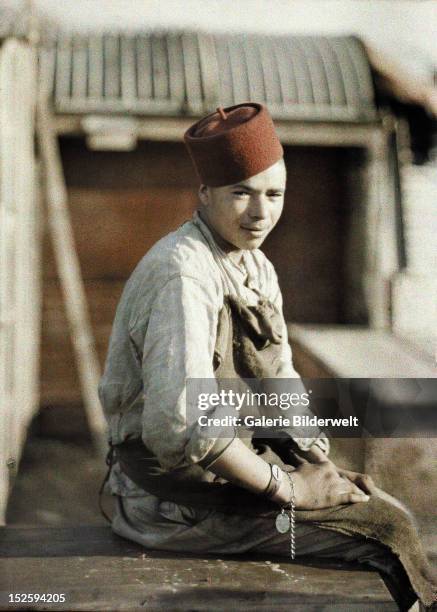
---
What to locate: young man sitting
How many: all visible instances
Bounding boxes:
[99,103,436,611]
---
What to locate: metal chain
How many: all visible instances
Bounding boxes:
[286,472,296,560]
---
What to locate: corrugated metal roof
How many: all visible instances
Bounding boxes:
[40,32,377,122]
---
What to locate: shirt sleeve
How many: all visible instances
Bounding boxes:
[139,274,236,471]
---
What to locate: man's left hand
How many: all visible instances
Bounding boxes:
[337,468,376,496]
[299,446,376,496]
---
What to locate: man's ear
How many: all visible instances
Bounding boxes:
[198,184,209,207]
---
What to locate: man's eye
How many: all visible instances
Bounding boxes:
[233,191,249,197]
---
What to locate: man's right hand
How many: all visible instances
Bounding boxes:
[275,461,370,509]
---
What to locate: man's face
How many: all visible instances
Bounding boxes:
[199,159,286,252]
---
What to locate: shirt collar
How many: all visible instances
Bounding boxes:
[192,209,247,271]
[192,210,263,297]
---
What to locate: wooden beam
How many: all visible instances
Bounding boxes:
[364,126,400,329]
[53,114,383,148]
[37,97,107,459]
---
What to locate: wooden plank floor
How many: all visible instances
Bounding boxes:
[0,526,397,611]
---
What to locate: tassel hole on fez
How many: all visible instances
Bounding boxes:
[184,103,286,254]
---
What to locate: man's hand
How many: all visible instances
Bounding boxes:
[209,437,374,510]
[292,442,377,499]
[297,443,330,465]
[337,468,376,496]
[291,461,370,509]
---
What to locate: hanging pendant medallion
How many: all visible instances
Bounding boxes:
[275,512,290,534]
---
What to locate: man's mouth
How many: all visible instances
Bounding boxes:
[240,225,268,234]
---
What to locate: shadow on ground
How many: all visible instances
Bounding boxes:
[7,436,110,526]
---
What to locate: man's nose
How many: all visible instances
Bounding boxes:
[248,195,269,219]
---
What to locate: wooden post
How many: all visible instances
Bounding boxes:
[0,38,41,525]
[0,40,17,524]
[364,125,400,329]
[13,43,40,457]
[37,96,107,459]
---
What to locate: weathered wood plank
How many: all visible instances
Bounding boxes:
[87,35,104,100]
[258,36,281,105]
[0,581,396,612]
[103,34,120,100]
[151,35,169,100]
[0,527,396,611]
[0,526,138,556]
[287,324,436,377]
[120,36,136,107]
[71,36,88,100]
[181,34,203,115]
[241,35,264,104]
[197,33,219,109]
[135,35,152,101]
[285,38,313,107]
[167,34,185,105]
[227,37,247,105]
[54,35,72,102]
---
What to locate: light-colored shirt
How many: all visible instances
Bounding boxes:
[99,211,325,496]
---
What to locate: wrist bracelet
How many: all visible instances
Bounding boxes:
[262,464,274,496]
[264,464,282,499]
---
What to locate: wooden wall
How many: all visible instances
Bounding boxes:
[263,146,350,323]
[41,138,351,408]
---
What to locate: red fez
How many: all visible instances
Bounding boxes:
[184,103,283,187]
